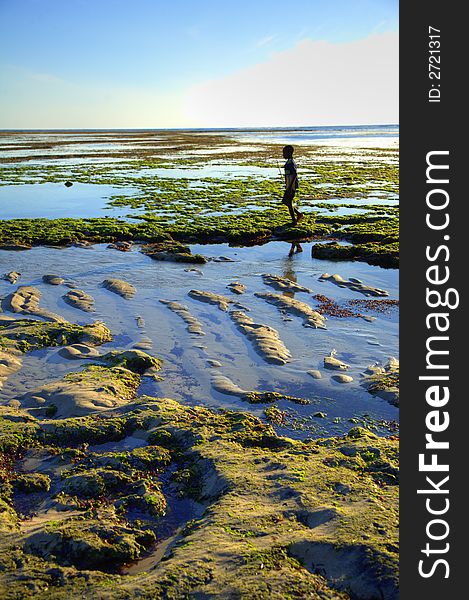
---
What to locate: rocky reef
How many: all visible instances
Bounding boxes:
[0,325,399,598]
[0,398,398,599]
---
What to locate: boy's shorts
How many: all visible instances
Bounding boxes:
[282,189,295,205]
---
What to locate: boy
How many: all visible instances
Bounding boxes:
[281,145,303,226]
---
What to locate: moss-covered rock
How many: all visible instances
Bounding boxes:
[0,318,111,354]
[0,392,398,598]
[18,365,141,419]
[25,513,156,570]
[60,468,133,499]
[14,473,51,493]
[100,349,162,376]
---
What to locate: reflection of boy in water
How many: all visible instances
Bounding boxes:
[288,241,303,257]
[281,145,303,226]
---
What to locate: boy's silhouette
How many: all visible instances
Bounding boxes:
[281,145,303,226]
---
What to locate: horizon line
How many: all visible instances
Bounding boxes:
[0,123,399,133]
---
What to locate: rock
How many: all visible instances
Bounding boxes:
[0,392,399,597]
[211,373,249,397]
[2,286,67,322]
[64,181,73,187]
[313,412,327,418]
[0,318,111,352]
[319,273,389,297]
[332,374,354,384]
[0,348,22,389]
[102,278,136,299]
[189,290,233,312]
[361,357,399,406]
[229,311,291,365]
[0,318,110,391]
[107,241,133,252]
[339,445,359,457]
[69,241,93,248]
[307,369,322,379]
[142,241,207,264]
[25,514,156,570]
[14,473,51,493]
[18,365,140,418]
[262,274,311,293]
[210,373,307,406]
[160,299,205,335]
[132,338,153,351]
[184,267,203,274]
[324,350,350,371]
[58,344,102,360]
[2,271,21,284]
[255,292,326,329]
[100,349,162,376]
[42,274,65,285]
[227,281,246,295]
[213,256,235,262]
[333,483,352,495]
[0,243,31,251]
[63,289,95,312]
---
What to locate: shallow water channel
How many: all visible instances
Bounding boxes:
[0,241,398,439]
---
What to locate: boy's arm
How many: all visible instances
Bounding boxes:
[285,173,296,192]
[284,162,298,192]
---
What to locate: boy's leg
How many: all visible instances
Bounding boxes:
[282,189,297,224]
[286,200,297,224]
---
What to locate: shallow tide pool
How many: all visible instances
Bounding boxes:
[0,182,139,219]
[0,241,398,438]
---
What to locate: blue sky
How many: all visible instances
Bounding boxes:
[0,0,399,128]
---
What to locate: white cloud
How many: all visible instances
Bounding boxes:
[256,34,277,48]
[183,32,398,127]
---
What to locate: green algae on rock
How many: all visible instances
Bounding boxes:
[0,318,111,354]
[0,210,397,267]
[0,391,398,598]
[312,240,399,269]
[25,512,157,571]
[141,240,207,264]
[361,357,400,407]
[0,318,112,391]
[18,366,141,418]
[13,472,51,493]
[100,349,162,377]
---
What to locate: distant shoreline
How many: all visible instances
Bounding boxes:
[0,124,399,133]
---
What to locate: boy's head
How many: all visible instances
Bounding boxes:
[282,145,294,159]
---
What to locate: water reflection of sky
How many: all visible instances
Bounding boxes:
[0,182,138,219]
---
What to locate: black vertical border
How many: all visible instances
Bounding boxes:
[400,2,464,597]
